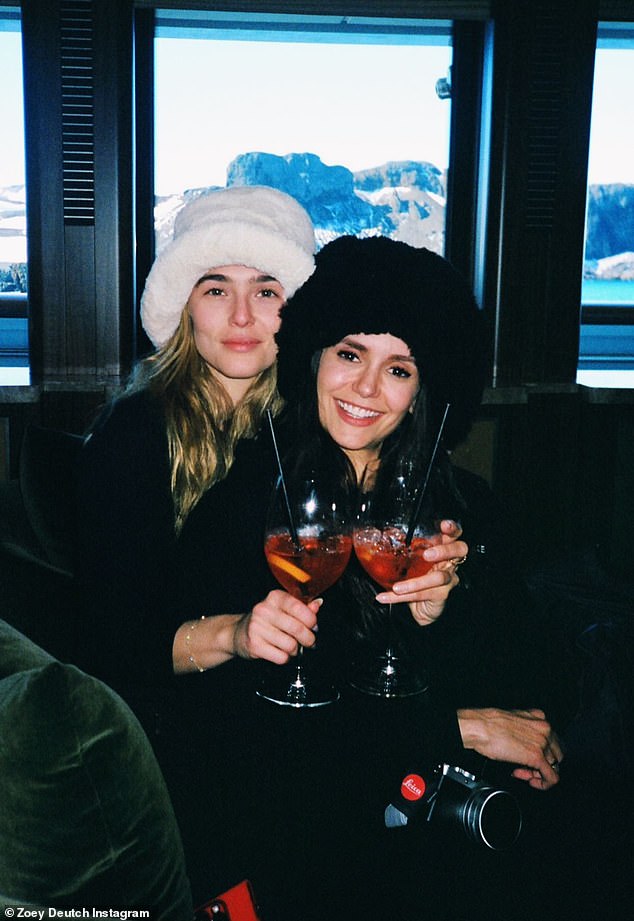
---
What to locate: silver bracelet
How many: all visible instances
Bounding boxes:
[185,616,206,673]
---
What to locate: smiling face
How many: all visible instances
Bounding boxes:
[186,264,285,403]
[316,333,420,480]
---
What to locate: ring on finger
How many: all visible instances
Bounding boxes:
[452,555,468,567]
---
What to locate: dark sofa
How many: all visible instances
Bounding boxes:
[0,425,82,662]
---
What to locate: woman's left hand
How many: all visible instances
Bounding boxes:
[457,707,564,790]
[374,520,468,626]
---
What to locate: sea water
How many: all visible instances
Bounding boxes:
[582,278,634,306]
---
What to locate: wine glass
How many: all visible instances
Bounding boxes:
[257,474,352,708]
[351,459,443,698]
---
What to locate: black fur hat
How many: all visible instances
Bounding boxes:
[276,235,489,449]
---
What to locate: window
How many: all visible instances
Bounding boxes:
[153,10,453,259]
[578,22,634,388]
[0,4,28,385]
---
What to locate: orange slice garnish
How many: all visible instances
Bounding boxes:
[267,552,311,583]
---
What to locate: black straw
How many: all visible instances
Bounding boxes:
[405,403,451,546]
[266,410,302,551]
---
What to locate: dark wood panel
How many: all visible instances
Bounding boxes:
[64,224,96,377]
[444,19,486,283]
[93,0,135,379]
[485,389,633,577]
[21,0,135,384]
[487,0,597,386]
[21,0,66,385]
[134,7,157,360]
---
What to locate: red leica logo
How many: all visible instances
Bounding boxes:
[401,773,426,801]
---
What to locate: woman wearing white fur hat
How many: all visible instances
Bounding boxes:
[75,186,320,691]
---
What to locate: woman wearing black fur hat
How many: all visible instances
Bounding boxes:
[238,237,563,921]
[167,236,564,918]
[273,234,564,791]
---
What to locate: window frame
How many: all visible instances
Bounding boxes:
[133,3,489,357]
[6,1,626,393]
[578,20,634,381]
[0,3,28,378]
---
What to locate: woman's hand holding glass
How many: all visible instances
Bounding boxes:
[375,519,468,626]
[232,590,322,665]
[352,458,457,698]
[257,473,352,707]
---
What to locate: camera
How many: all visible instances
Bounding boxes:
[385,763,522,850]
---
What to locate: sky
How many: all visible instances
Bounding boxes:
[153,37,452,196]
[1,30,634,192]
[586,49,634,187]
[0,29,24,187]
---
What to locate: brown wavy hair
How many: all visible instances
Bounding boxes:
[129,310,283,533]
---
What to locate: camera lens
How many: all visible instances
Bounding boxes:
[462,787,522,850]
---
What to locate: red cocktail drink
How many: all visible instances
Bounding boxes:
[259,472,352,708]
[353,527,442,590]
[265,532,353,603]
[350,519,441,698]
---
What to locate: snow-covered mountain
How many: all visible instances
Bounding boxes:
[154,152,447,254]
[3,158,633,283]
[585,185,634,264]
[0,184,26,265]
[592,251,634,281]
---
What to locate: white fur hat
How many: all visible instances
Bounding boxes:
[140,185,316,347]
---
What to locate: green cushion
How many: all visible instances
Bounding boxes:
[0,617,54,677]
[0,624,193,919]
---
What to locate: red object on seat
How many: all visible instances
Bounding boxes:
[195,879,262,920]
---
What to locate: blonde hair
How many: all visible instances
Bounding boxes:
[129,310,283,533]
